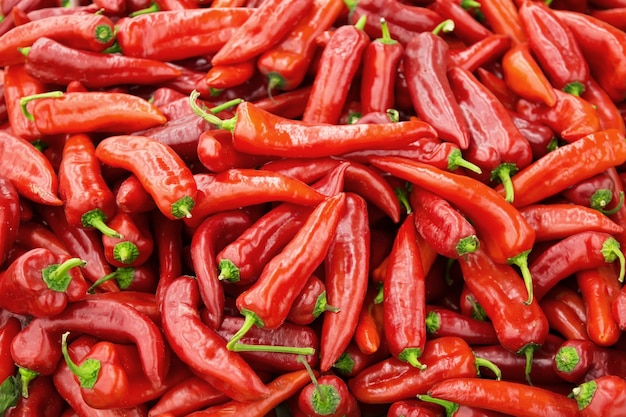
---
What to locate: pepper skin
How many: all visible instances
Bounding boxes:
[3,64,45,140]
[572,375,626,417]
[95,135,197,220]
[5,375,65,417]
[101,211,154,268]
[477,0,526,45]
[0,178,20,265]
[425,305,499,346]
[147,376,229,417]
[298,374,356,417]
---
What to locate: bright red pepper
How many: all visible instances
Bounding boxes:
[386,399,444,417]
[477,0,526,45]
[298,373,356,417]
[251,86,313,119]
[582,77,626,135]
[3,64,45,140]
[101,211,154,268]
[572,375,626,417]
[147,376,229,417]
[0,177,20,266]
[540,284,589,341]
[476,67,519,112]
[114,174,157,214]
[0,317,20,385]
[427,0,492,44]
[95,135,197,220]
[5,375,65,417]
[561,172,621,214]
[204,59,256,90]
[590,7,626,32]
[353,284,385,355]
[344,162,402,223]
[425,305,499,346]
[447,34,511,73]
[287,275,333,326]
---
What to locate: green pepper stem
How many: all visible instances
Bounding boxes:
[87,267,135,293]
[432,19,455,36]
[554,346,580,373]
[81,208,122,238]
[376,18,397,45]
[398,348,426,370]
[474,356,502,380]
[519,343,539,386]
[128,1,159,16]
[507,250,534,305]
[218,259,240,283]
[571,380,597,410]
[455,235,479,257]
[354,14,367,31]
[460,0,481,9]
[188,90,237,131]
[562,81,586,97]
[601,237,626,282]
[17,367,38,399]
[394,185,412,214]
[170,195,195,219]
[42,258,86,292]
[60,332,101,389]
[447,148,482,174]
[491,163,518,204]
[425,311,441,334]
[332,352,355,375]
[417,394,459,416]
[594,191,624,216]
[386,108,400,122]
[20,91,64,121]
[113,242,140,265]
[312,291,340,318]
[226,309,263,350]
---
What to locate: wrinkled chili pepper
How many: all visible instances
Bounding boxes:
[95,134,196,220]
[101,211,154,268]
[425,305,499,346]
[572,375,626,417]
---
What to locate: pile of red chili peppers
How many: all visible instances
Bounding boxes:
[2,0,626,415]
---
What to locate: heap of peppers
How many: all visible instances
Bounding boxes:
[2,0,626,415]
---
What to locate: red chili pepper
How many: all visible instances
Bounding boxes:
[573,375,626,417]
[582,77,626,135]
[477,0,526,45]
[301,17,369,124]
[298,373,356,417]
[260,157,344,185]
[426,378,579,417]
[590,7,626,32]
[403,22,470,150]
[495,129,626,208]
[530,231,625,301]
[448,65,532,202]
[475,67,519,111]
[427,0,492,44]
[116,8,255,61]
[553,339,598,383]
[0,317,21,385]
[331,340,389,379]
[14,221,68,258]
[92,290,160,324]
[204,59,256,90]
[519,203,624,242]
[198,128,272,172]
[257,0,344,92]
[368,156,536,303]
[561,172,622,214]
[184,369,312,417]
[0,178,19,265]
[3,64,45,139]
[147,376,229,417]
[344,162,402,223]
[540,284,589,341]
[501,42,557,109]
[555,10,626,102]
[320,193,370,372]
[353,283,385,355]
[251,86,312,119]
[0,131,61,206]
[0,14,115,66]
[5,375,65,417]
[447,34,511,73]
[191,91,437,158]
[577,264,622,347]
[11,297,169,387]
[95,135,196,220]
[347,336,500,404]
[425,305,499,346]
[508,111,557,160]
[287,275,334,326]
[190,210,252,329]
[114,175,156,214]
[387,399,444,417]
[101,211,154,268]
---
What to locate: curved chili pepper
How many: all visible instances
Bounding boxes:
[477,0,525,44]
[287,275,335,326]
[301,17,369,124]
[114,175,156,214]
[260,157,344,185]
[426,378,579,417]
[91,291,160,324]
[0,178,19,266]
[320,193,370,372]
[590,7,626,31]
[555,10,626,103]
[0,131,61,206]
[23,37,181,88]
[116,8,255,61]
[425,305,499,346]
[518,203,624,242]
[502,42,557,108]
[529,231,626,301]
[427,0,492,44]
[347,336,501,404]
[419,395,516,417]
[147,375,228,417]
[204,59,256,90]
[475,67,518,111]
[495,129,626,208]
[185,369,311,417]
[576,265,622,347]
[573,375,626,417]
[447,34,511,73]
[191,210,251,329]
[298,373,355,417]
[518,0,589,94]
[459,246,550,384]
[14,221,68,259]
[216,163,348,286]
[0,14,115,66]
[101,211,153,268]
[11,297,169,387]
[187,169,326,228]
[58,133,121,239]
[229,193,345,353]
[582,77,626,135]
[191,91,437,158]
[353,283,385,355]
[368,156,536,303]
[95,135,196,220]
[160,275,269,402]
[449,65,532,202]
[150,211,183,309]
[252,86,312,119]
[561,172,622,214]
[387,399,443,417]
[403,23,470,149]
[3,64,44,140]
[540,284,589,341]
[257,0,344,92]
[344,162,401,223]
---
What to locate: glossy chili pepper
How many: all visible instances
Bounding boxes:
[501,42,557,108]
[0,247,87,317]
[447,34,511,73]
[343,162,401,223]
[252,86,312,119]
[555,10,626,103]
[23,37,182,88]
[368,156,536,303]
[387,399,443,417]
[101,211,153,268]
[216,163,348,286]
[14,221,68,258]
[5,375,65,417]
[257,0,344,92]
[425,305,499,346]
[427,0,492,44]
[52,335,150,417]
[11,297,169,387]
[530,231,625,301]
[204,59,256,90]
[582,77,626,135]
[0,131,61,206]
[187,169,326,228]
[320,193,370,372]
[331,340,389,378]
[420,395,517,417]
[185,369,311,417]
[211,314,320,373]
[21,91,166,135]
[561,172,622,214]
[477,0,525,44]
[590,7,626,31]
[495,129,626,208]
[58,133,121,238]
[0,14,115,66]
[553,339,598,383]
[161,275,270,402]
[147,375,229,417]
[0,318,20,386]
[191,210,252,329]
[287,275,334,325]
[95,135,196,220]
[91,291,160,324]
[3,64,44,140]
[476,67,519,112]
[211,0,314,66]
[298,373,356,417]
[23,3,101,21]
[116,8,255,61]
[403,23,470,150]
[518,0,589,95]
[449,65,532,202]
[261,157,344,184]
[114,175,156,214]
[519,203,624,242]
[573,375,626,417]
[577,265,622,347]
[353,283,385,355]
[191,91,437,158]
[347,336,500,404]
[301,17,369,124]
[0,177,19,266]
[229,193,346,353]
[459,246,550,384]
[426,378,579,417]
[540,284,589,341]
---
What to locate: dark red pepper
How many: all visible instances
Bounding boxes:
[561,172,622,214]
